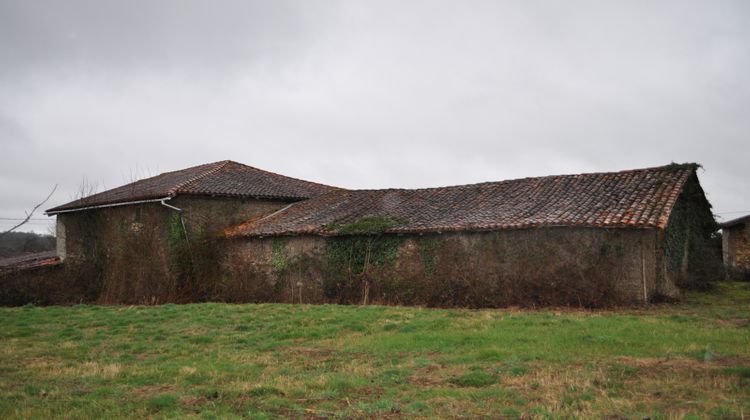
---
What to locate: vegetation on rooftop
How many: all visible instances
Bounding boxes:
[326,216,404,236]
[663,161,701,172]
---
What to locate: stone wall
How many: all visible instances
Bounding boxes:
[723,226,735,266]
[724,223,750,269]
[220,227,664,307]
[169,196,288,236]
[11,193,718,307]
[5,219,679,307]
[55,196,289,304]
[735,224,750,268]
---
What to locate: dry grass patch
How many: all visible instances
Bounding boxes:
[67,361,122,379]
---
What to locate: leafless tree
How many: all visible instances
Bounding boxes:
[0,184,58,238]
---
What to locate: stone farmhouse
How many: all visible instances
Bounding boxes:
[1,161,721,307]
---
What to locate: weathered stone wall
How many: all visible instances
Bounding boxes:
[735,224,750,268]
[55,197,289,304]
[15,190,719,307]
[220,227,662,307]
[723,227,735,266]
[56,218,66,261]
[6,219,675,307]
[724,223,750,269]
[169,196,288,236]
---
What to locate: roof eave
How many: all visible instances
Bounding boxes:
[229,222,661,239]
[719,216,750,229]
[45,196,174,215]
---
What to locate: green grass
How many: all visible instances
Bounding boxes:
[1,282,749,418]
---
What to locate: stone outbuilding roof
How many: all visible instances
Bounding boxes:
[719,214,750,228]
[46,160,334,214]
[226,163,699,238]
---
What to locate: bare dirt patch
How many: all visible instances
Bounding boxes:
[285,347,334,360]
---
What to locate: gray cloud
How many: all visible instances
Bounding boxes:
[0,1,335,78]
[1,0,748,233]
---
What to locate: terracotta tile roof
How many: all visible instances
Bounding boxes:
[46,161,334,213]
[0,251,61,273]
[226,164,699,238]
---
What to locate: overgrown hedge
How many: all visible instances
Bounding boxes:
[0,262,101,306]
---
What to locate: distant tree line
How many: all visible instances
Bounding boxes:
[0,232,55,259]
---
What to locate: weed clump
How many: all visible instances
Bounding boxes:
[147,394,179,412]
[328,217,403,236]
[249,386,284,397]
[448,368,497,387]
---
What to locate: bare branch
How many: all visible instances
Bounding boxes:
[71,177,98,202]
[0,184,58,237]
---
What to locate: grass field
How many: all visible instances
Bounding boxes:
[1,283,749,418]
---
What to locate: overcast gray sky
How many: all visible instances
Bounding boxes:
[1,0,748,234]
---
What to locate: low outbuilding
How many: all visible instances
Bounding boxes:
[42,160,333,303]
[223,163,721,307]
[720,214,750,272]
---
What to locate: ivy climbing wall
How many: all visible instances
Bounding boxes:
[54,197,291,304]
[220,226,665,308]
[662,173,723,290]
